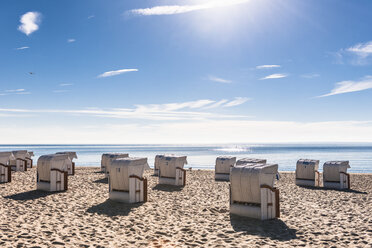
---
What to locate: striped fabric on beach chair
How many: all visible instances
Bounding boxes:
[109,157,148,203]
[37,154,70,192]
[0,152,15,183]
[230,163,280,220]
[295,159,320,187]
[323,161,351,189]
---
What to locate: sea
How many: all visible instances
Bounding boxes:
[1,144,371,173]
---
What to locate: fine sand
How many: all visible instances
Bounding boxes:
[0,168,371,247]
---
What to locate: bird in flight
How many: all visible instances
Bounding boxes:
[29,72,34,75]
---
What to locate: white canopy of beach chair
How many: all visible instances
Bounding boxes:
[37,154,70,192]
[295,159,320,187]
[0,152,15,183]
[323,161,351,189]
[215,156,236,181]
[158,155,188,186]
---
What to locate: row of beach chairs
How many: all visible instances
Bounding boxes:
[2,151,352,221]
[0,150,34,183]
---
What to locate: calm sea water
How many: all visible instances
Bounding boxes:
[1,144,371,173]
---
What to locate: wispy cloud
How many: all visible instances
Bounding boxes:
[346,41,372,59]
[223,97,250,107]
[18,12,41,36]
[88,15,95,19]
[53,90,70,93]
[5,89,25,93]
[98,68,138,78]
[336,41,372,65]
[0,98,250,120]
[318,76,372,97]
[16,46,29,50]
[207,75,232,84]
[260,73,288,80]
[0,89,31,96]
[129,0,250,16]
[59,83,73,87]
[256,65,281,69]
[67,39,76,43]
[301,73,320,79]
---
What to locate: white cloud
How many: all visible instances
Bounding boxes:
[260,73,288,80]
[18,12,41,36]
[5,89,25,93]
[0,98,250,121]
[346,41,372,59]
[203,99,229,109]
[207,75,232,83]
[223,97,250,107]
[67,39,76,43]
[59,83,73,86]
[88,15,95,19]
[318,76,372,97]
[98,68,138,78]
[130,0,250,16]
[16,46,29,50]
[53,90,69,93]
[256,65,281,69]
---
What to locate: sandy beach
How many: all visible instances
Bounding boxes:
[0,167,371,247]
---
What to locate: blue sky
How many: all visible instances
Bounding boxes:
[1,0,372,143]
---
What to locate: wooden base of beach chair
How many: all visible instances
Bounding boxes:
[230,185,280,220]
[37,169,68,192]
[159,167,186,186]
[324,172,350,189]
[0,163,11,183]
[215,173,230,181]
[109,176,147,203]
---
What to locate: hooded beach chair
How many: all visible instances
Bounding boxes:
[101,153,129,177]
[37,154,70,192]
[56,152,77,175]
[0,152,15,183]
[230,163,280,220]
[109,157,148,203]
[158,155,188,186]
[323,161,351,189]
[154,154,174,176]
[10,150,29,171]
[215,156,237,181]
[235,158,267,166]
[25,151,34,168]
[295,159,320,187]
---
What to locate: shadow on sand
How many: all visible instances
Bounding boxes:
[93,177,108,184]
[230,214,297,241]
[4,190,58,201]
[86,199,143,217]
[152,184,184,192]
[298,185,367,194]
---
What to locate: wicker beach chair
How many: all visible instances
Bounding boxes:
[101,153,129,177]
[323,161,351,189]
[230,163,280,220]
[10,150,29,172]
[158,155,188,186]
[56,152,78,175]
[295,159,320,187]
[154,154,175,176]
[0,152,15,183]
[37,154,70,192]
[215,156,236,181]
[109,157,148,203]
